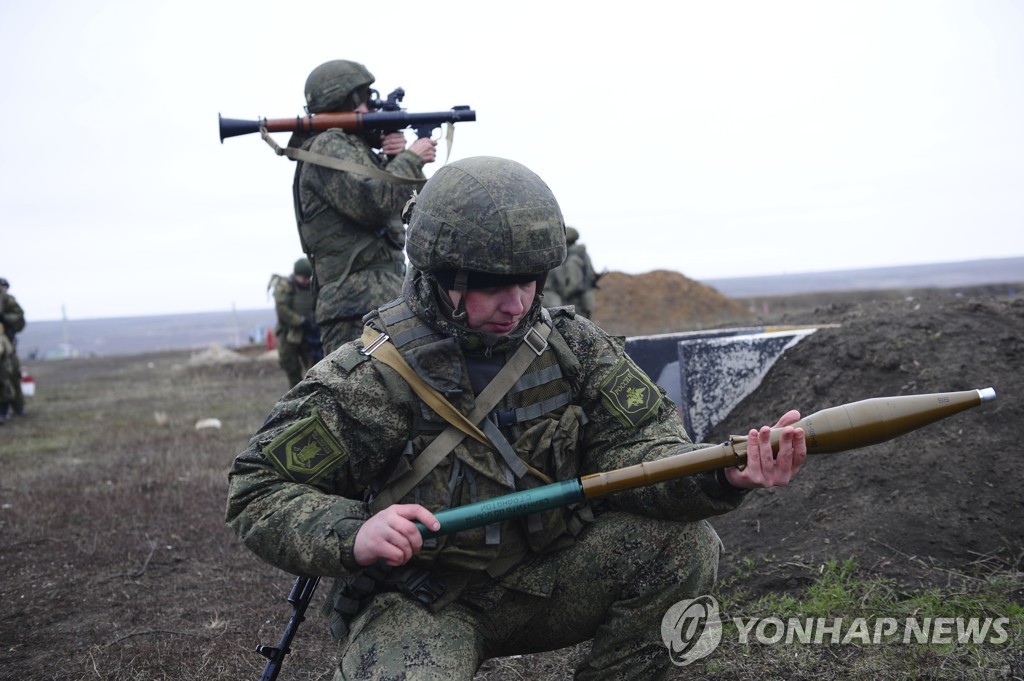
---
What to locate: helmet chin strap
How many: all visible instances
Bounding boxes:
[431,271,468,322]
[451,270,469,321]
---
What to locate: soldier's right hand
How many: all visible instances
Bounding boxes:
[409,137,437,164]
[353,504,440,567]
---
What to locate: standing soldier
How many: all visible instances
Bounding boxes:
[544,226,599,318]
[270,258,323,388]
[0,277,26,421]
[227,157,806,679]
[289,59,437,354]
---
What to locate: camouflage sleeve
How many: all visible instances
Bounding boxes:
[305,131,425,229]
[225,344,415,578]
[554,315,747,521]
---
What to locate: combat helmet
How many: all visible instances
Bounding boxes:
[293,257,313,276]
[405,156,566,290]
[402,156,566,345]
[304,60,375,113]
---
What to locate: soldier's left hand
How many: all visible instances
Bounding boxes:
[723,410,806,489]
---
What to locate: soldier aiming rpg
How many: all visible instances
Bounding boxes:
[257,387,995,680]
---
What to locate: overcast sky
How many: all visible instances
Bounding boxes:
[2,0,1022,321]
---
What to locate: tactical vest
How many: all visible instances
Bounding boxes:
[290,282,315,318]
[365,298,591,577]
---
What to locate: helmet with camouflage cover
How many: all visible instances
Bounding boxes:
[405,156,566,289]
[293,257,313,276]
[400,157,566,348]
[304,60,375,114]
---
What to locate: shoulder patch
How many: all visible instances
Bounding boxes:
[599,357,663,429]
[263,412,348,484]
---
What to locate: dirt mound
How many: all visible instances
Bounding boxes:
[705,295,1024,588]
[187,343,249,366]
[591,269,747,336]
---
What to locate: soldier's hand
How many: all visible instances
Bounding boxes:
[353,504,440,567]
[380,132,408,156]
[723,410,806,489]
[408,137,437,163]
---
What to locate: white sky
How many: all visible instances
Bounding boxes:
[2,0,1022,321]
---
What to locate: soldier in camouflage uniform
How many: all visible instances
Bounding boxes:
[226,157,806,680]
[270,258,323,388]
[290,59,437,354]
[0,278,26,421]
[544,226,599,317]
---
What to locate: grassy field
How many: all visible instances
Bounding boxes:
[1,343,1021,680]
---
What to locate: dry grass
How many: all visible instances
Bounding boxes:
[1,350,336,681]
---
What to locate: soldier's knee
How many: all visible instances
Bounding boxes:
[667,520,723,594]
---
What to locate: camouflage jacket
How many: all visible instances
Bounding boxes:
[269,274,315,344]
[292,130,426,324]
[544,244,596,315]
[1,292,24,342]
[226,276,746,604]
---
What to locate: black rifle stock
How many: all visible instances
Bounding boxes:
[256,575,320,681]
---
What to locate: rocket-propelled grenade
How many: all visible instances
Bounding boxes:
[417,388,996,539]
[218,107,477,142]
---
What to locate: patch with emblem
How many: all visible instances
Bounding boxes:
[263,412,348,484]
[599,357,662,429]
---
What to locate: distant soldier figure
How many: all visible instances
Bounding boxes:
[0,277,27,421]
[270,259,324,388]
[289,59,437,354]
[544,226,599,318]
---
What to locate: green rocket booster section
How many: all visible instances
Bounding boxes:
[417,388,996,539]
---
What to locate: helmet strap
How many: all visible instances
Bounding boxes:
[452,270,469,321]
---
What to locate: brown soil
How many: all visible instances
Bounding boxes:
[590,270,748,336]
[705,294,1024,589]
[595,270,1024,589]
[1,270,1021,680]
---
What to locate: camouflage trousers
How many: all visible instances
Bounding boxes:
[0,349,19,409]
[277,341,317,388]
[334,512,723,681]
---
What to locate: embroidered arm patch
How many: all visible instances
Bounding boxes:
[263,412,348,484]
[599,357,663,429]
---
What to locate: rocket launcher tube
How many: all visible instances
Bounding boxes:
[419,388,995,539]
[416,480,584,539]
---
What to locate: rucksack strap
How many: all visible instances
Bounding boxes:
[363,311,554,513]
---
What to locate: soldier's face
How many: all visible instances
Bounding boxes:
[448,281,537,336]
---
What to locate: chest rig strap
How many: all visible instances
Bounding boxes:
[363,310,555,514]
